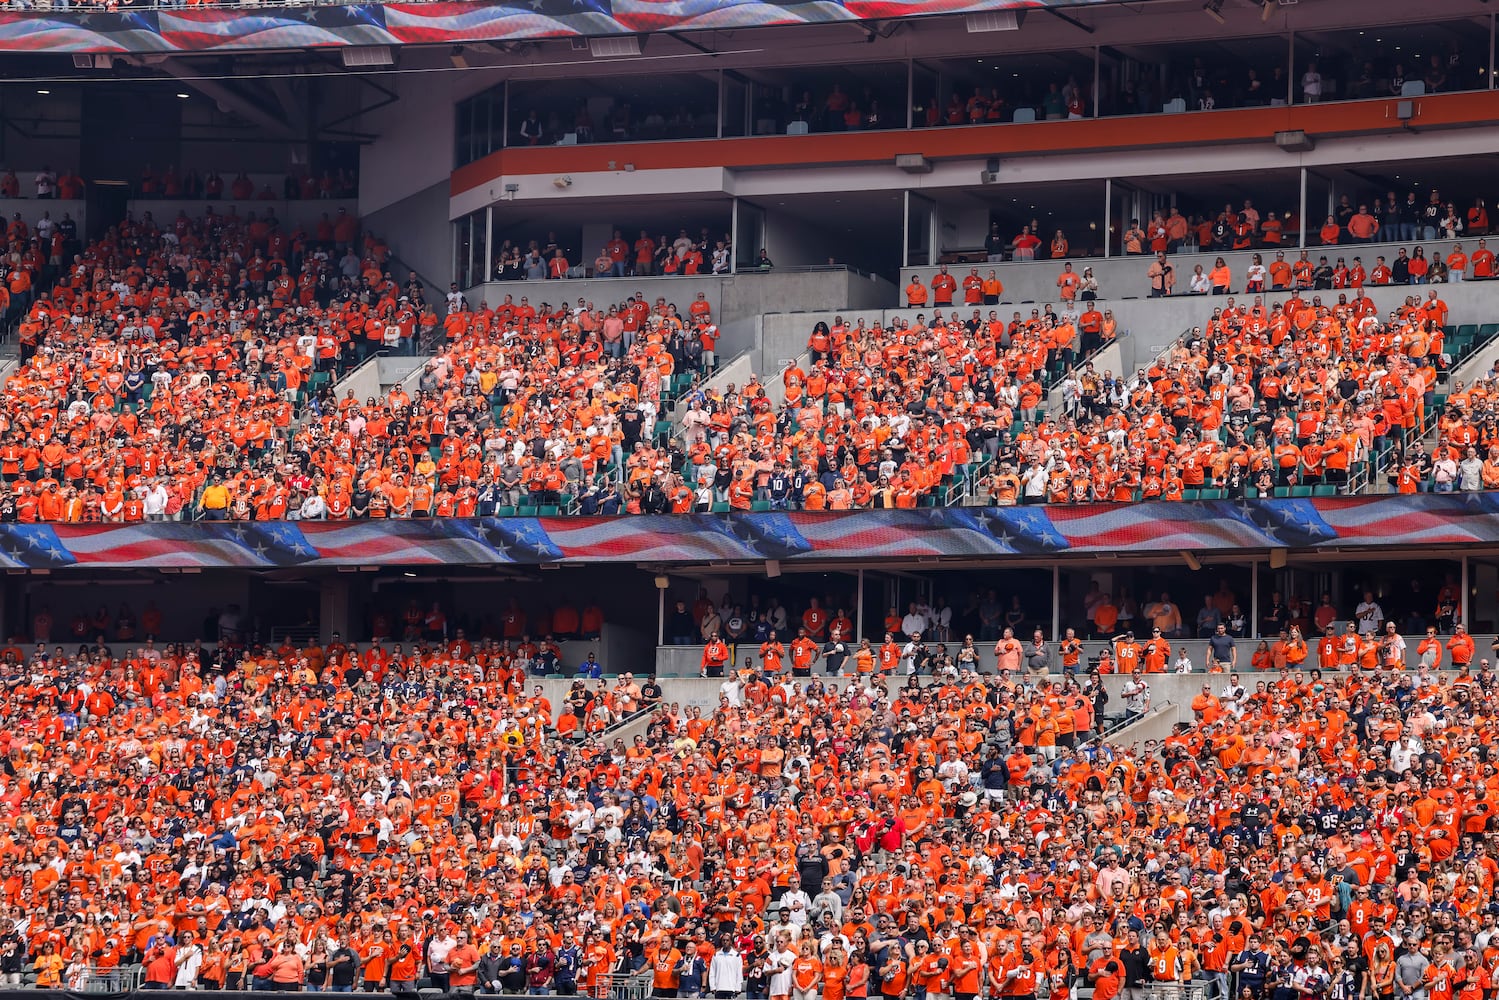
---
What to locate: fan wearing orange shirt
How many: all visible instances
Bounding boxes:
[792,939,823,1000]
[905,275,928,308]
[930,267,957,306]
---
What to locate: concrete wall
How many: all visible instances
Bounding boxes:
[465,268,894,339]
[449,238,1499,387]
[649,636,1497,680]
[756,279,1499,390]
[1453,327,1499,383]
[377,357,424,388]
[1102,281,1499,376]
[544,626,648,678]
[358,69,505,219]
[334,354,386,404]
[756,300,1168,385]
[917,237,1479,305]
[329,355,424,404]
[1108,703,1185,750]
[763,209,854,276]
[362,180,454,292]
[636,667,1475,718]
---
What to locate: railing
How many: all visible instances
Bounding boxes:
[653,632,1489,679]
[384,248,449,355]
[1042,327,1133,418]
[1346,441,1377,497]
[1350,321,1499,496]
[599,969,653,1000]
[470,263,873,293]
[949,453,993,507]
[270,624,319,645]
[1096,700,1175,741]
[324,347,400,401]
[667,345,748,418]
[60,964,145,993]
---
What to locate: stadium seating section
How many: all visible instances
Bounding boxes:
[0,14,1497,1000]
[0,205,1497,520]
[0,583,1484,997]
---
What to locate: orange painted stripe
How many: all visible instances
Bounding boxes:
[451,91,1499,198]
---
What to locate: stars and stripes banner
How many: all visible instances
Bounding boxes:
[0,0,1132,54]
[0,494,1494,568]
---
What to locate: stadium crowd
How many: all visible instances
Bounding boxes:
[489,230,736,282]
[132,167,360,203]
[688,277,1468,507]
[1,572,1498,1000]
[0,203,448,523]
[1,200,1496,519]
[968,285,1460,503]
[1107,190,1488,262]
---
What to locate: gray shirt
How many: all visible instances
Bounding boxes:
[1208,633,1236,662]
[1395,952,1430,994]
[1083,929,1114,964]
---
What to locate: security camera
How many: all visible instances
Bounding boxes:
[552,176,572,189]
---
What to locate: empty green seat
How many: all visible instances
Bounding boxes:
[538,505,560,516]
[1312,484,1337,496]
[1181,489,1200,501]
[750,500,772,512]
[515,505,538,516]
[1290,485,1313,497]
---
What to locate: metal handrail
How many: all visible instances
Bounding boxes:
[383,248,446,347]
[56,963,145,993]
[331,347,390,389]
[1096,700,1174,742]
[385,248,447,320]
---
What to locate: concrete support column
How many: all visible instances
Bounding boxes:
[319,577,353,644]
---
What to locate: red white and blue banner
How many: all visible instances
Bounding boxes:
[0,495,1493,569]
[0,0,1123,54]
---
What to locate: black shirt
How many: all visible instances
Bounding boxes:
[329,947,359,987]
[620,410,644,445]
[1119,946,1151,987]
